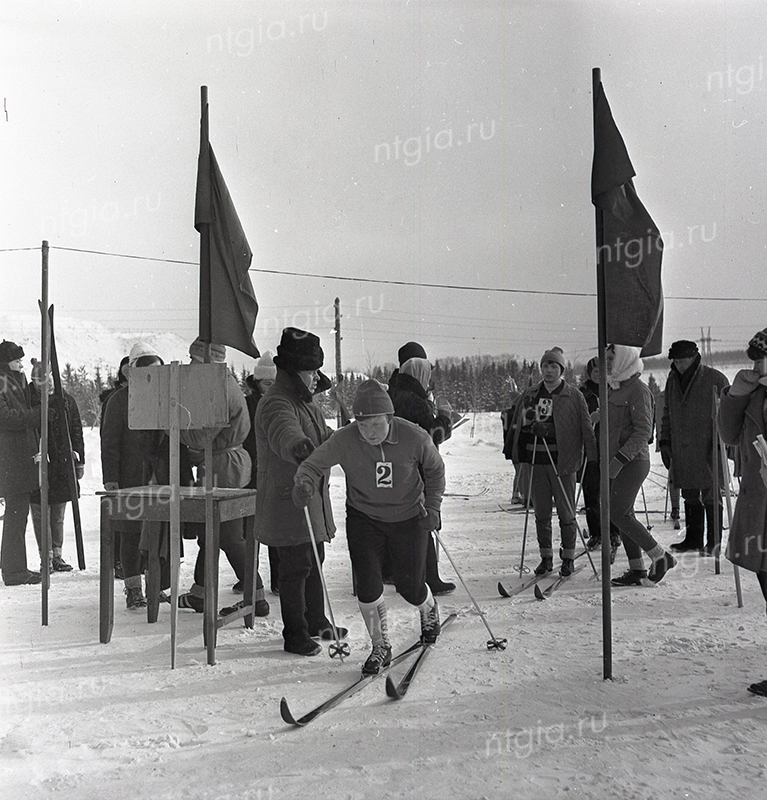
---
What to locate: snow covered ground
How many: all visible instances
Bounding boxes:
[2,411,766,800]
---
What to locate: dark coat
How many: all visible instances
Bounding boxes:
[660,362,729,489]
[388,373,452,447]
[29,385,84,505]
[718,384,767,573]
[255,369,335,547]
[0,364,40,497]
[100,385,167,489]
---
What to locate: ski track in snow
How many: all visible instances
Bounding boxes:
[2,412,767,800]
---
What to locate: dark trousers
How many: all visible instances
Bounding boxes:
[531,465,578,559]
[582,462,621,546]
[187,519,248,587]
[609,460,657,561]
[681,487,722,548]
[346,505,429,606]
[277,540,328,644]
[1,493,32,582]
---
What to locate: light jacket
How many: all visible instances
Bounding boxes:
[607,373,654,467]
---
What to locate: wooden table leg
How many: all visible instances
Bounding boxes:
[244,516,256,629]
[204,505,221,666]
[99,498,114,644]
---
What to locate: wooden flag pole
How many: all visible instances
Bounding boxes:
[169,362,181,667]
[593,67,613,680]
[40,241,51,625]
[712,386,722,575]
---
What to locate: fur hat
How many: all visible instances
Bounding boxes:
[397,341,428,365]
[540,346,566,372]
[747,328,767,361]
[129,342,163,368]
[274,327,324,372]
[668,340,699,360]
[0,340,24,363]
[189,337,227,363]
[252,350,276,382]
[353,379,395,418]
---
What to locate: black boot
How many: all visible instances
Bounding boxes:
[279,578,320,655]
[268,546,280,594]
[534,557,554,575]
[425,535,455,595]
[702,503,723,556]
[670,502,704,551]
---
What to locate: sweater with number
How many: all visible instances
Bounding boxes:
[295,416,445,523]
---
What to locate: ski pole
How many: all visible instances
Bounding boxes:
[431,529,507,651]
[540,439,598,577]
[514,436,537,575]
[640,485,652,531]
[303,506,350,660]
[718,427,743,608]
[663,475,669,522]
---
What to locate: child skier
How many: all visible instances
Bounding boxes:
[292,379,446,675]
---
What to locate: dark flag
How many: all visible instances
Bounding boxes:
[591,82,664,357]
[195,108,260,358]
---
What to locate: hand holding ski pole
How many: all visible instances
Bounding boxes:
[753,434,767,490]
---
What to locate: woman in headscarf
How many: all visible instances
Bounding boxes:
[717,327,767,697]
[606,345,676,586]
[388,355,454,594]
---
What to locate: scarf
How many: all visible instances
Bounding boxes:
[607,345,643,389]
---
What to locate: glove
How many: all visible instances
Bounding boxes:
[418,507,442,532]
[292,479,314,508]
[292,438,315,463]
[75,464,84,480]
[729,369,761,397]
[660,443,672,470]
[103,482,119,492]
[530,421,553,438]
[608,458,624,479]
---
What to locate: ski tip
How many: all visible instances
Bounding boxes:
[497,581,511,598]
[385,674,403,700]
[279,697,301,726]
[534,584,546,601]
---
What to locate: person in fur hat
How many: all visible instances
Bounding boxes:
[660,340,729,554]
[0,341,42,585]
[293,379,445,675]
[254,328,347,656]
[717,327,767,697]
[509,347,597,577]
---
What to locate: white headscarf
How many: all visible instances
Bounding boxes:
[401,357,432,391]
[607,345,643,389]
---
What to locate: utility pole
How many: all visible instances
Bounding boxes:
[334,298,342,426]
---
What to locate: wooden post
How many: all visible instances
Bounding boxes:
[712,386,721,575]
[199,85,212,345]
[593,67,613,680]
[169,362,181,668]
[334,297,342,427]
[40,241,50,625]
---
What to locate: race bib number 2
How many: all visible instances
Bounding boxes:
[376,461,393,489]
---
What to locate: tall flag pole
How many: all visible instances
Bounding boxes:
[40,241,51,625]
[591,68,665,680]
[194,86,260,359]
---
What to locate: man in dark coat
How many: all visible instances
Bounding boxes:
[660,340,729,554]
[0,341,42,585]
[29,360,84,572]
[255,328,346,656]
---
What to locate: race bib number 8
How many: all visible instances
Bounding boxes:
[376,461,393,489]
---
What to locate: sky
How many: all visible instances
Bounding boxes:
[2,0,766,372]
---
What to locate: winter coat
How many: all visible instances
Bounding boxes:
[660,362,729,490]
[0,364,40,497]
[179,371,251,490]
[717,385,767,573]
[388,372,452,448]
[296,417,445,523]
[509,381,597,474]
[580,380,599,416]
[607,374,653,464]
[243,385,265,489]
[29,385,84,505]
[255,369,335,547]
[100,385,167,489]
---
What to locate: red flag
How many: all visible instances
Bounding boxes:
[591,82,664,357]
[195,113,260,358]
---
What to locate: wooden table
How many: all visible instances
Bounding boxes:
[99,486,258,665]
